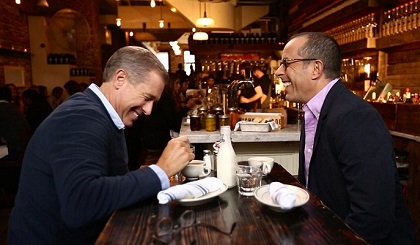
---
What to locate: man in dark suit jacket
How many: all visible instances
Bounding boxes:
[275,32,414,244]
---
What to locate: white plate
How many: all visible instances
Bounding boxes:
[254,184,309,212]
[178,184,228,206]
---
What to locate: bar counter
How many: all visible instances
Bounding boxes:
[180,122,300,144]
[95,163,367,245]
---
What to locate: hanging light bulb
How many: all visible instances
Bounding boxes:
[196,3,214,27]
[15,0,21,4]
[158,1,164,28]
[116,18,122,27]
[129,31,134,37]
[150,0,156,8]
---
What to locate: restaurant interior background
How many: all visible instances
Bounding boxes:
[1,0,420,242]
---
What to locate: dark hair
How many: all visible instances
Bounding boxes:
[52,86,63,94]
[103,46,168,86]
[0,86,13,102]
[289,32,342,79]
[64,80,81,95]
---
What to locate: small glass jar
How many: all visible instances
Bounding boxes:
[198,106,208,130]
[190,115,201,131]
[213,106,224,130]
[205,114,217,132]
[219,114,230,127]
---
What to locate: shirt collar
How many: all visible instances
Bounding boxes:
[305,78,339,120]
[89,83,125,130]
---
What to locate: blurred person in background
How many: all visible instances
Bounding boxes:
[48,86,64,110]
[63,80,81,97]
[21,88,53,131]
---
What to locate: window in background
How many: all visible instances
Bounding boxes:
[184,50,195,76]
[156,52,169,71]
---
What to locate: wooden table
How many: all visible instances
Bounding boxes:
[96,163,367,245]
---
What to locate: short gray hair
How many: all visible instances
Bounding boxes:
[102,46,168,85]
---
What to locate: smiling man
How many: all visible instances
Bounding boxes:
[275,32,414,244]
[8,46,195,245]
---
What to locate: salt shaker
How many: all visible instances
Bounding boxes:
[203,150,212,170]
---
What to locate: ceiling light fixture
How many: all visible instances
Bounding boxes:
[193,31,208,41]
[116,18,122,27]
[150,0,156,8]
[15,0,21,4]
[159,1,164,28]
[37,0,49,7]
[196,3,214,27]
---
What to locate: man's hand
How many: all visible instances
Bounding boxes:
[156,136,194,177]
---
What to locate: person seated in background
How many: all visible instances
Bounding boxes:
[48,86,64,110]
[275,32,414,244]
[141,73,196,165]
[8,46,194,245]
[63,79,81,97]
[6,83,24,113]
[79,82,89,91]
[21,88,53,131]
[0,86,30,161]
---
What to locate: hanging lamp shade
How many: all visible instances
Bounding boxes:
[193,32,208,41]
[196,3,214,27]
[37,0,49,7]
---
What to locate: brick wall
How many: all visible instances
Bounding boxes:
[0,0,102,87]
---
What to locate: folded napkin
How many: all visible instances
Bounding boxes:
[269,182,297,210]
[157,177,224,204]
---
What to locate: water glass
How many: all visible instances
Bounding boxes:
[236,165,262,196]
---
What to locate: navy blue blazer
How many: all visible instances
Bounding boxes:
[298,81,414,244]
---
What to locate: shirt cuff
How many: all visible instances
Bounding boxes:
[148,165,170,190]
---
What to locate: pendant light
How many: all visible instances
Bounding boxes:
[193,31,208,41]
[150,0,156,8]
[158,0,164,28]
[37,0,49,7]
[196,3,214,27]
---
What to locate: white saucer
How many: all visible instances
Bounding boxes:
[254,184,309,212]
[178,184,228,206]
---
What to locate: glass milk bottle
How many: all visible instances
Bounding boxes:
[216,126,237,188]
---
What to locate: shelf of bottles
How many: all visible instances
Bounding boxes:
[189,32,281,45]
[200,59,270,76]
[325,13,377,45]
[382,1,420,37]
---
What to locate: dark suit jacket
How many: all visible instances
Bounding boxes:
[298,81,414,245]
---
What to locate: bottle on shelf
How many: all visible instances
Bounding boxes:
[216,126,237,188]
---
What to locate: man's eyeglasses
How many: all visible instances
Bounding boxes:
[280,58,317,69]
[153,210,236,244]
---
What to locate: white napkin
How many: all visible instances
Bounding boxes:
[269,182,297,210]
[157,177,224,204]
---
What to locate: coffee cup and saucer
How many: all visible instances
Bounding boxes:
[181,160,211,180]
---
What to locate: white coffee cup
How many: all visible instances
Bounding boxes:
[181,160,211,179]
[247,157,274,175]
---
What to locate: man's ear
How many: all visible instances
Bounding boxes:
[114,69,126,89]
[312,60,324,78]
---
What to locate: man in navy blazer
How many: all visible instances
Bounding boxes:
[275,32,414,244]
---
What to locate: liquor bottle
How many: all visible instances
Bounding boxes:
[216,126,237,188]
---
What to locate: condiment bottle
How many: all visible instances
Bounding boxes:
[216,126,237,188]
[203,149,213,170]
[228,107,238,130]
